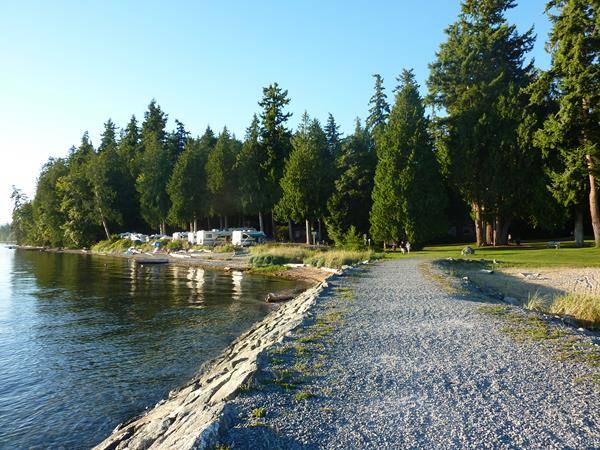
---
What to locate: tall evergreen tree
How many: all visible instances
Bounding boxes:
[137,101,172,234]
[258,83,293,231]
[167,136,209,230]
[276,113,330,244]
[205,128,241,227]
[167,119,190,164]
[324,113,342,159]
[118,115,141,176]
[89,119,128,239]
[427,0,535,246]
[57,134,102,246]
[366,74,390,137]
[326,118,375,245]
[235,114,270,230]
[535,0,600,246]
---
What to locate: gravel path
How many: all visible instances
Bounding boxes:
[220,259,600,449]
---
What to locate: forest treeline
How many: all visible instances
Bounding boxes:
[10,0,600,249]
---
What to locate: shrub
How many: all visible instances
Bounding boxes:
[214,243,236,253]
[166,240,182,251]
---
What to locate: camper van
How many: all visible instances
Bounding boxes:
[196,229,232,246]
[231,229,267,247]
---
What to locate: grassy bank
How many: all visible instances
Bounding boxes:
[387,240,600,268]
[249,244,376,269]
[430,254,600,330]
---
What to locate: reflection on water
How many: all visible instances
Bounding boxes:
[0,246,304,449]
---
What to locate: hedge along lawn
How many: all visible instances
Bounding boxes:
[385,240,600,268]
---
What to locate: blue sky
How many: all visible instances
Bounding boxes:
[0,0,551,224]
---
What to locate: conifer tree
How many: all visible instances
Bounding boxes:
[167,137,209,230]
[258,83,292,230]
[535,0,600,246]
[324,113,342,159]
[366,74,390,137]
[276,113,329,244]
[57,133,101,246]
[205,128,241,228]
[137,101,172,234]
[326,118,375,245]
[235,114,270,230]
[371,70,447,248]
[89,119,125,239]
[427,0,535,246]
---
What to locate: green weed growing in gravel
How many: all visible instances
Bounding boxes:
[294,390,315,401]
[251,407,266,419]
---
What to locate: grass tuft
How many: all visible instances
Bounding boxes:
[250,407,266,419]
[550,294,600,330]
[294,390,315,401]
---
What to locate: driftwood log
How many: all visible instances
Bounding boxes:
[265,287,305,303]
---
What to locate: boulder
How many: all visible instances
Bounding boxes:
[461,246,475,255]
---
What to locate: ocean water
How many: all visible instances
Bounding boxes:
[0,246,300,449]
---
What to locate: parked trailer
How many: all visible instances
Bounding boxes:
[231,230,266,247]
[195,229,232,246]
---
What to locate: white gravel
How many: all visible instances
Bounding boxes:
[220,259,600,449]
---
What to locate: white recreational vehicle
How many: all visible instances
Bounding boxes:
[195,229,232,246]
[231,229,267,247]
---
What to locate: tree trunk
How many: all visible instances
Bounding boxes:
[494,216,511,246]
[473,203,484,247]
[224,216,229,229]
[318,220,322,244]
[383,241,387,252]
[219,216,223,229]
[288,221,293,242]
[271,211,276,238]
[485,222,493,246]
[587,157,600,247]
[102,218,110,241]
[193,219,197,233]
[207,216,211,230]
[305,219,311,245]
[258,211,264,232]
[575,204,584,247]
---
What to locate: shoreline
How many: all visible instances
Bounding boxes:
[11,245,332,284]
[93,273,338,449]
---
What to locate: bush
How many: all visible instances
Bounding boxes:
[214,243,236,253]
[166,240,182,251]
[91,238,132,253]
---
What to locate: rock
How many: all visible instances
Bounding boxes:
[461,246,475,255]
[462,276,469,282]
[479,269,494,274]
[503,296,519,306]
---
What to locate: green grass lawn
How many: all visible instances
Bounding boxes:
[386,240,600,268]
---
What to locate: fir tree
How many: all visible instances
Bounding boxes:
[366,74,390,137]
[427,0,535,246]
[326,118,375,245]
[235,114,270,230]
[535,0,600,246]
[167,137,209,230]
[276,113,329,244]
[137,101,172,234]
[205,128,241,227]
[258,83,293,229]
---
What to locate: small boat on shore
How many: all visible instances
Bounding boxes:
[134,258,169,265]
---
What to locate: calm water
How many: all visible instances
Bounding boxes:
[0,246,301,449]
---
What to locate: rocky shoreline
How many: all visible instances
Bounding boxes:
[12,245,332,284]
[93,277,333,449]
